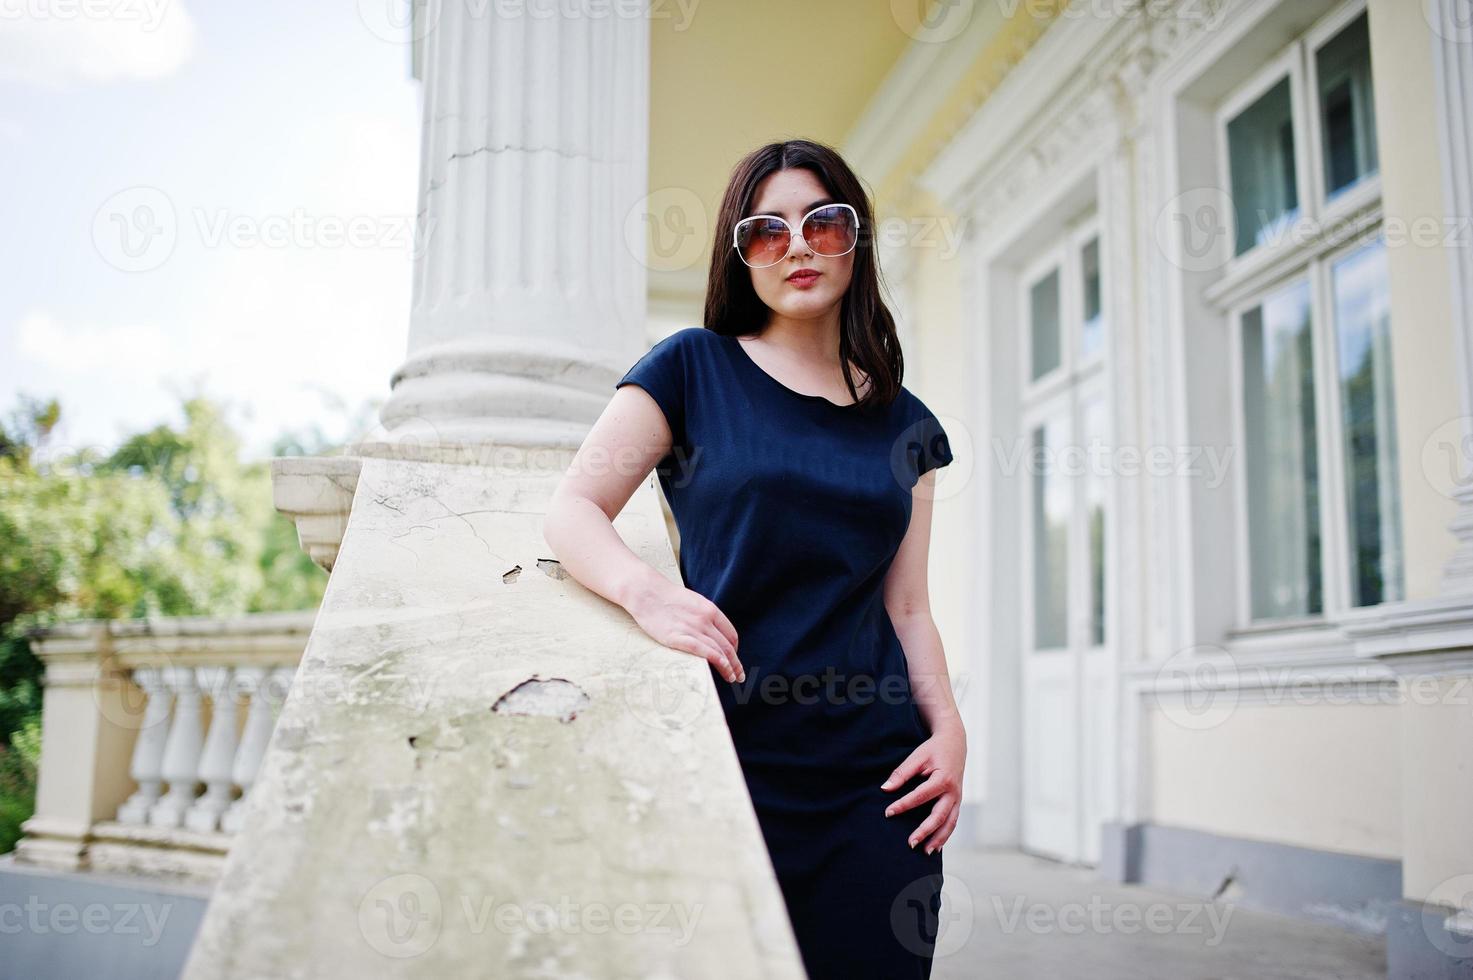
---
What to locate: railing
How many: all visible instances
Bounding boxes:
[14,611,313,881]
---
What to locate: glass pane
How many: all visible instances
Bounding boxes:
[1030,268,1061,381]
[1317,12,1379,200]
[1333,239,1402,606]
[1081,396,1107,646]
[1080,237,1104,360]
[1241,281,1321,619]
[1227,76,1300,256]
[1033,418,1069,648]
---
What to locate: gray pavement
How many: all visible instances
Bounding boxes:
[931,848,1385,980]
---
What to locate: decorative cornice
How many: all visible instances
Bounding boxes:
[919,0,1237,223]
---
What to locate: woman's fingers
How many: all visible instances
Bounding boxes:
[907,795,954,851]
[673,631,738,682]
[708,602,740,653]
[881,749,926,793]
[884,769,945,817]
[925,802,961,854]
[702,621,743,681]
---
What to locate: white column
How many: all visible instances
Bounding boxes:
[1431,0,1473,593]
[367,0,652,455]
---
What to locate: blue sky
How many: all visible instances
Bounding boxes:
[0,1,422,460]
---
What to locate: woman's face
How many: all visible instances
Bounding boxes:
[741,167,855,322]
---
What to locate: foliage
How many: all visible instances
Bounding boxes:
[0,392,334,852]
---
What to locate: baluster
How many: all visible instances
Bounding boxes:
[222,665,294,834]
[148,667,204,828]
[185,666,239,833]
[116,667,173,825]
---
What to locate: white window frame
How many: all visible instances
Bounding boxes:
[1209,0,1382,299]
[1215,0,1395,630]
[1019,215,1107,402]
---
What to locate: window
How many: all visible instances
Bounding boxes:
[1019,214,1110,650]
[1316,11,1378,200]
[1227,76,1299,256]
[1220,1,1400,624]
[1332,239,1400,606]
[1029,270,1062,381]
[1023,220,1106,390]
[1241,281,1320,619]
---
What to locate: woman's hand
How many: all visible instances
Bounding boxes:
[626,574,745,683]
[880,720,966,855]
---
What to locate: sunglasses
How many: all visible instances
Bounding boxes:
[732,202,861,269]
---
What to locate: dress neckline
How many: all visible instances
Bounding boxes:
[723,332,868,411]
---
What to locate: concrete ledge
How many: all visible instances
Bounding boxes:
[0,854,211,980]
[186,457,806,977]
[1099,821,1401,936]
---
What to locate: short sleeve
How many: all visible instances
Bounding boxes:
[614,330,688,446]
[908,396,954,478]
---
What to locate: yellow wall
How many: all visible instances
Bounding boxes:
[1149,700,1402,860]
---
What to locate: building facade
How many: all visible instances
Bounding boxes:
[836,0,1472,970]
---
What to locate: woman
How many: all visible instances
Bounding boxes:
[543,138,965,979]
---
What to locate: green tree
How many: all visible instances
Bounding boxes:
[0,392,331,852]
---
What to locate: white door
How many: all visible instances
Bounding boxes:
[1018,226,1113,865]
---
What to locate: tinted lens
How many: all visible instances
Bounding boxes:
[736,217,791,267]
[801,205,857,256]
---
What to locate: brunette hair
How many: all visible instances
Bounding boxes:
[702,139,902,411]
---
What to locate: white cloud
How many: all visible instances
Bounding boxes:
[0,0,196,86]
[16,309,177,376]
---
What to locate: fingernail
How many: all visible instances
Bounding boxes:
[884,807,893,817]
[908,838,917,848]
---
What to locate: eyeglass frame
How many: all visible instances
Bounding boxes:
[731,202,861,269]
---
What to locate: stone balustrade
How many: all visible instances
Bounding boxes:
[14,611,314,881]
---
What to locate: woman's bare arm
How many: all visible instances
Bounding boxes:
[883,469,962,735]
[878,468,966,854]
[542,384,745,683]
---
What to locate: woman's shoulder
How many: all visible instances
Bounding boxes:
[659,325,723,349]
[894,383,934,420]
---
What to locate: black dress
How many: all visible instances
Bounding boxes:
[615,326,955,979]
